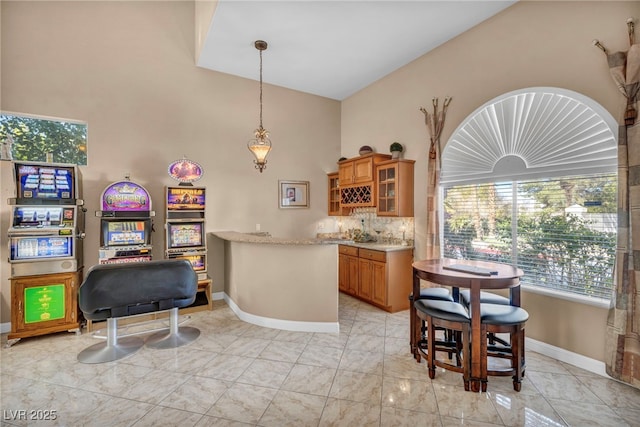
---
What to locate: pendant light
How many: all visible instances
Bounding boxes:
[247,40,271,173]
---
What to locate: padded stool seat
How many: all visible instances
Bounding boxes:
[409,287,454,361]
[409,287,454,302]
[415,299,471,390]
[460,289,510,306]
[78,259,200,363]
[481,303,529,325]
[415,299,469,322]
[479,303,529,391]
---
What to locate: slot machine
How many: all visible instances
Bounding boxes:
[7,161,85,343]
[164,158,211,311]
[96,177,155,264]
[165,186,207,280]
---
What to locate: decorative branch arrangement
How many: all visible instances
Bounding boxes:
[593,18,637,125]
[419,96,452,261]
[420,96,452,162]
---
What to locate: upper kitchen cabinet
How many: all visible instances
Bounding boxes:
[338,153,391,186]
[327,172,345,216]
[376,159,415,217]
[338,153,391,208]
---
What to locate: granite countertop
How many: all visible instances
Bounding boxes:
[210,231,348,246]
[209,231,412,252]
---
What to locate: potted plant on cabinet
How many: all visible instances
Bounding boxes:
[390,142,403,159]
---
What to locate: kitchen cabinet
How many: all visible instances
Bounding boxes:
[9,271,81,341]
[327,172,344,216]
[376,159,415,217]
[338,153,390,207]
[339,155,387,186]
[330,154,414,213]
[338,245,413,313]
[338,245,359,295]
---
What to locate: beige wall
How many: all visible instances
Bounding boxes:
[0,1,341,324]
[341,1,639,361]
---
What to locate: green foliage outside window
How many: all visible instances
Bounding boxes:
[0,113,87,165]
[443,175,616,300]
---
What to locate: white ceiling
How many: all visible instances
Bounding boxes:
[197,1,517,100]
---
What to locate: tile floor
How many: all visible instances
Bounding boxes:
[2,293,640,426]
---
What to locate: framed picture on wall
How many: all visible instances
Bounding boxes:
[278,180,309,209]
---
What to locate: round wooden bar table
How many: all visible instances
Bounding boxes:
[412,258,524,392]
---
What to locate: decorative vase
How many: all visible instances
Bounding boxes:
[392,151,401,159]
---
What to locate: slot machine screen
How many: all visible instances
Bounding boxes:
[171,253,206,272]
[15,163,75,200]
[10,236,74,260]
[101,220,150,247]
[12,206,74,228]
[167,222,204,249]
[166,187,205,211]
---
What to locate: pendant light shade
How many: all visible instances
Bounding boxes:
[248,40,271,173]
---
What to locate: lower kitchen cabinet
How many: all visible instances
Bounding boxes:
[338,246,359,295]
[338,245,413,313]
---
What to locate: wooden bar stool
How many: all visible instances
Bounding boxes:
[414,299,471,390]
[480,303,529,392]
[459,289,511,346]
[409,287,453,361]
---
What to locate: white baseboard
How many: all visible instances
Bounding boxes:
[1,322,10,334]
[223,293,339,333]
[212,291,225,301]
[526,337,609,378]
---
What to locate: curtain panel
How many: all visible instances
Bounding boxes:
[599,20,640,388]
[420,97,451,260]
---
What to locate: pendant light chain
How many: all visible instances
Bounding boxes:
[259,47,263,129]
[247,40,272,173]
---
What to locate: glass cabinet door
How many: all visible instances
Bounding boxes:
[377,165,397,215]
[329,174,341,215]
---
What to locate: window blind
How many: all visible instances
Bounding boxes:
[442,175,616,300]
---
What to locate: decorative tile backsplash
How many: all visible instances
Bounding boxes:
[320,208,414,245]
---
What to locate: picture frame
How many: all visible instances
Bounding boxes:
[278,180,309,209]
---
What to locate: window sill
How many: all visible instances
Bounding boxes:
[521,284,611,309]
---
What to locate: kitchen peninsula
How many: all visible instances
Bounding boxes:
[209,231,341,333]
[210,231,414,333]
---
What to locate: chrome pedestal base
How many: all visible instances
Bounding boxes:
[78,318,143,364]
[145,308,200,349]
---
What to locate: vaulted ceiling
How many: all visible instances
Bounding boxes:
[197,1,517,100]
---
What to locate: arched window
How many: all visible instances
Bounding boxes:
[441,87,617,302]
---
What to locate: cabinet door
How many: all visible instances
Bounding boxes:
[338,254,349,292]
[377,164,398,216]
[353,157,374,183]
[347,256,359,295]
[370,261,387,306]
[339,253,359,296]
[358,258,373,300]
[339,161,354,186]
[376,160,414,217]
[328,173,342,216]
[11,272,78,334]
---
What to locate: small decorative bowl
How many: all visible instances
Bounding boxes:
[359,145,373,155]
